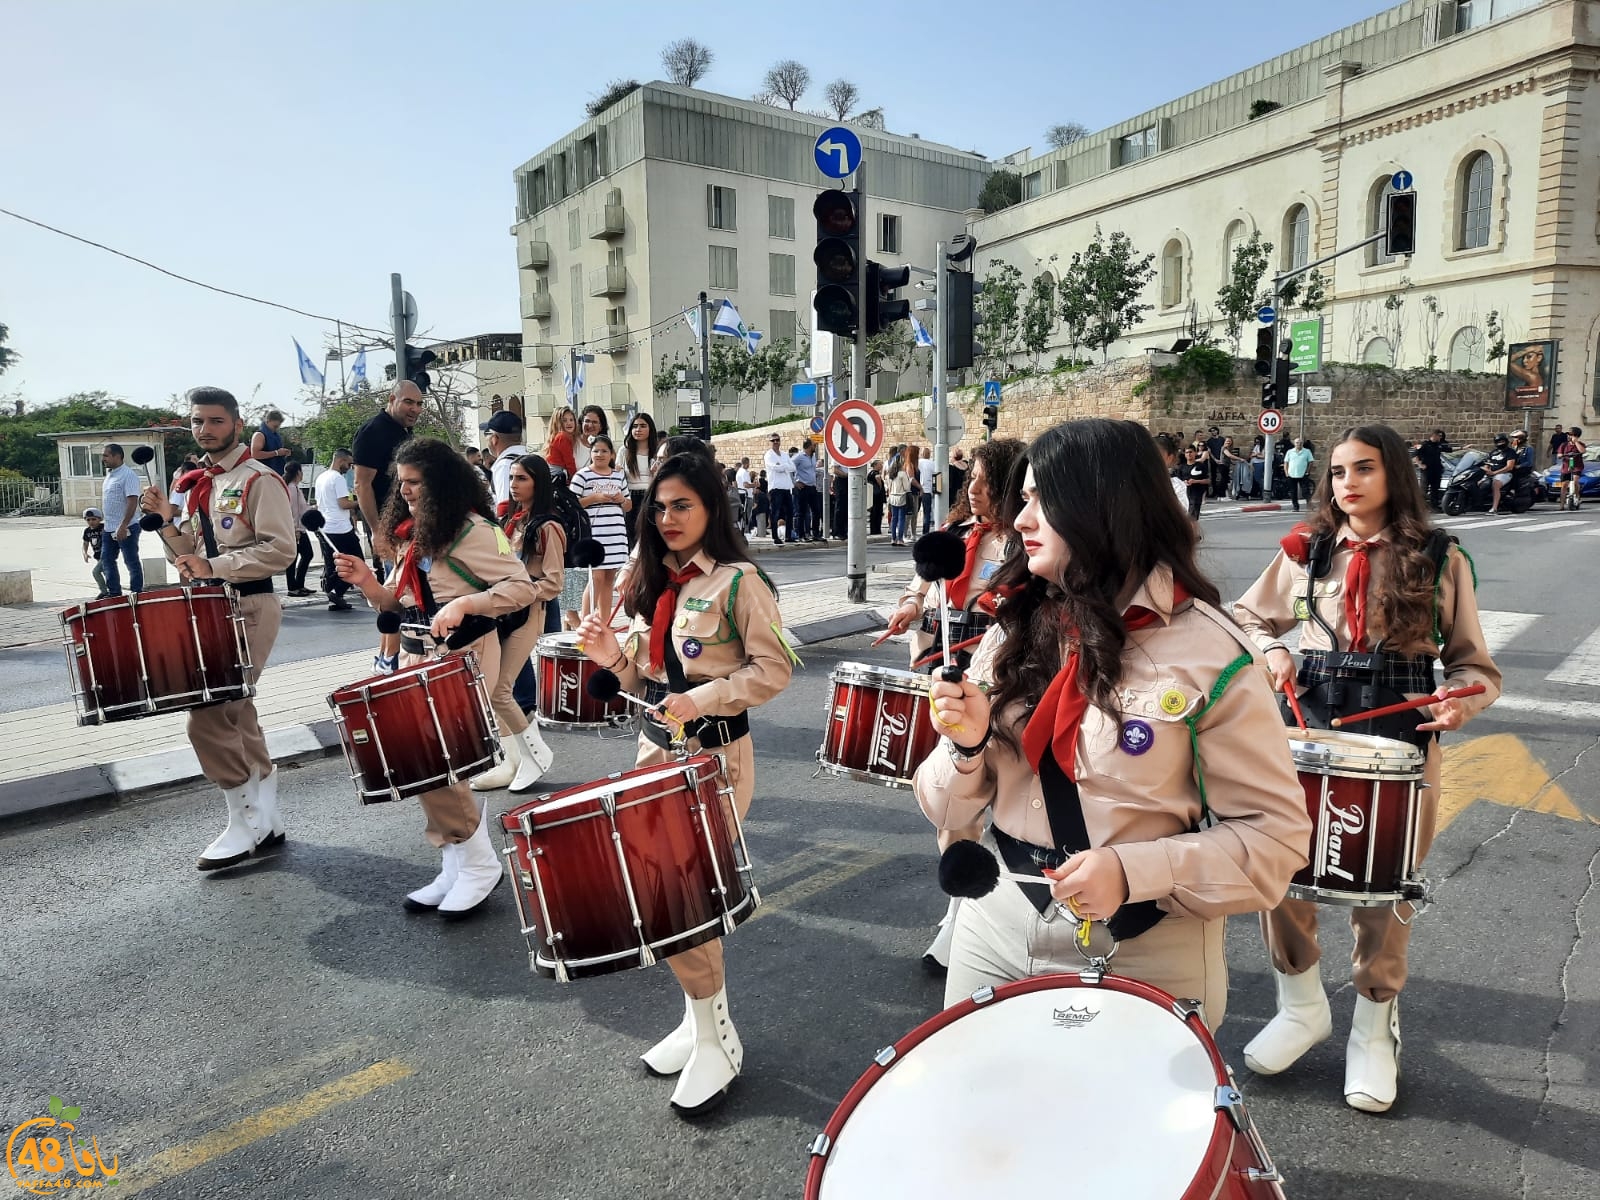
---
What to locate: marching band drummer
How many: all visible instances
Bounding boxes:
[916,419,1311,1031]
[334,438,537,919]
[1232,423,1500,1113]
[574,452,794,1119]
[140,386,297,871]
[880,436,1028,975]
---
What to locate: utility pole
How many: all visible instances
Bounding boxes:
[698,291,713,439]
[932,240,950,528]
[389,273,406,387]
[846,161,867,602]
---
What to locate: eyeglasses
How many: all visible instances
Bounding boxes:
[647,500,701,523]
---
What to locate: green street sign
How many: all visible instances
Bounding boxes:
[1290,319,1322,374]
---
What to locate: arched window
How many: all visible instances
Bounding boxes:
[1362,336,1394,366]
[1449,326,1485,372]
[1161,239,1185,308]
[1368,177,1399,266]
[1283,205,1310,271]
[1224,220,1247,272]
[1459,152,1493,250]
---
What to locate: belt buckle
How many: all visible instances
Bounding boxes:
[714,718,731,745]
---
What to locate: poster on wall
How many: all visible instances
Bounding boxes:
[1504,339,1557,410]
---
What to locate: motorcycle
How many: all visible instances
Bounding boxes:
[1441,449,1539,515]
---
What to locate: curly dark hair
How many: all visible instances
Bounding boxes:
[986,420,1221,752]
[969,436,1028,528]
[382,437,493,557]
[1306,424,1437,649]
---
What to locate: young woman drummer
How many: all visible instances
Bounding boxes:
[881,436,1028,973]
[916,419,1311,1031]
[1232,422,1500,1113]
[334,438,536,917]
[575,452,794,1118]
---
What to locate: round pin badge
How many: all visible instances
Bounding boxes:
[219,516,235,530]
[1159,689,1188,716]
[682,638,703,658]
[1119,719,1154,755]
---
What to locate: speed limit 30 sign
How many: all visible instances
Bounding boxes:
[1257,409,1283,435]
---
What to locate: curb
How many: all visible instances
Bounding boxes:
[1238,503,1286,513]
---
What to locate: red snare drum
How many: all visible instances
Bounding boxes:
[534,632,630,729]
[61,585,253,726]
[806,974,1286,1200]
[1287,729,1428,907]
[499,753,758,982]
[817,663,940,789]
[328,653,500,803]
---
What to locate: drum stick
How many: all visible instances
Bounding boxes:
[1329,684,1487,728]
[1284,685,1308,732]
[912,633,986,671]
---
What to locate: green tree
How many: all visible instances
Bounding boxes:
[977,171,1022,214]
[975,260,1024,378]
[1215,229,1274,355]
[1020,272,1058,367]
[302,388,384,462]
[1071,226,1156,361]
[0,391,195,480]
[0,322,17,378]
[586,79,640,119]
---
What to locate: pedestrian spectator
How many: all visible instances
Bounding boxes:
[1557,427,1586,510]
[1154,434,1186,511]
[623,412,663,544]
[764,433,795,543]
[1183,446,1209,521]
[480,410,528,519]
[1284,437,1315,511]
[544,406,579,481]
[753,473,770,538]
[282,461,315,597]
[904,444,923,533]
[1205,426,1228,499]
[1412,428,1447,510]
[575,405,608,473]
[888,459,913,545]
[734,456,755,532]
[353,381,423,569]
[81,508,108,597]
[948,448,968,505]
[1249,436,1266,500]
[867,460,887,535]
[250,409,292,475]
[1224,436,1250,499]
[464,446,493,486]
[916,443,938,535]
[570,434,631,624]
[830,462,847,537]
[792,441,818,540]
[315,448,363,611]
[98,443,143,596]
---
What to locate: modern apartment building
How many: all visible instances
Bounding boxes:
[972,0,1598,429]
[510,84,990,439]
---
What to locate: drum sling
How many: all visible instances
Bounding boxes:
[639,635,749,749]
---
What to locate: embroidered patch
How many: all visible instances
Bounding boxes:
[684,597,713,612]
[1159,689,1188,716]
[682,638,703,658]
[219,516,235,530]
[1119,719,1154,755]
[1293,597,1310,620]
[214,494,243,515]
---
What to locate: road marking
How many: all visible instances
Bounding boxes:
[1444,516,1522,530]
[1579,526,1600,536]
[119,1059,415,1195]
[1475,610,1540,657]
[1547,624,1600,685]
[1439,733,1591,834]
[1534,519,1589,529]
[751,844,894,924]
[1490,694,1600,721]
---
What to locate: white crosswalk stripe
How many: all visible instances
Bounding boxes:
[1476,611,1540,657]
[1547,625,1600,686]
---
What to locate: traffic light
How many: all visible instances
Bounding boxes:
[401,344,437,392]
[982,403,999,432]
[945,271,976,370]
[1261,359,1292,409]
[813,189,861,338]
[1254,325,1275,377]
[1384,191,1417,257]
[866,262,911,336]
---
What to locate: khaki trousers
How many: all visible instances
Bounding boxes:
[633,732,755,1000]
[488,605,544,736]
[944,832,1229,1032]
[1259,738,1441,1003]
[404,632,502,847]
[187,592,281,789]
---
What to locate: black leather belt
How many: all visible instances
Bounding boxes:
[991,827,1166,943]
[233,578,274,597]
[640,708,750,749]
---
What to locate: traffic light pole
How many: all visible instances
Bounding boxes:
[390,272,406,385]
[698,291,713,438]
[932,241,950,529]
[846,160,867,603]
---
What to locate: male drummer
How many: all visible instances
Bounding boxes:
[141,387,296,870]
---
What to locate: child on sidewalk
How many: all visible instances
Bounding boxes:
[81,509,108,597]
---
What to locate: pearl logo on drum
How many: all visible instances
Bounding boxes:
[1323,798,1368,883]
[557,668,579,716]
[871,711,910,770]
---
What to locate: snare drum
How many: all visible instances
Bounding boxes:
[805,973,1285,1199]
[499,754,758,981]
[61,585,253,726]
[817,663,940,789]
[1287,728,1427,906]
[327,653,500,803]
[534,632,630,729]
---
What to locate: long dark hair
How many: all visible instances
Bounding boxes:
[987,420,1221,748]
[623,453,766,618]
[625,411,662,461]
[509,453,557,563]
[382,437,493,556]
[1308,423,1436,648]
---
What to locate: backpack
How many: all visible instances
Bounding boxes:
[548,487,592,568]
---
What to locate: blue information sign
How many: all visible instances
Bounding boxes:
[983,380,1002,403]
[813,127,863,179]
[1390,169,1414,192]
[790,381,818,407]
[1257,305,1277,325]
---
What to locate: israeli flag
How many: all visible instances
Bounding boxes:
[825,377,836,404]
[713,300,762,354]
[574,354,586,394]
[685,307,702,343]
[349,349,368,389]
[294,338,325,389]
[561,360,575,402]
[911,313,934,348]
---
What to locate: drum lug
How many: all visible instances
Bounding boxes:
[1215,1085,1248,1130]
[1077,964,1104,985]
[969,985,997,1006]
[873,1045,897,1067]
[1215,1086,1286,1185]
[1394,874,1432,925]
[1172,997,1205,1023]
[807,1133,832,1160]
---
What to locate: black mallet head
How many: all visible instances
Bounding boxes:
[375,610,402,636]
[300,509,326,531]
[586,668,623,701]
[138,512,166,532]
[573,538,606,568]
[914,530,966,582]
[130,445,156,466]
[938,838,1001,899]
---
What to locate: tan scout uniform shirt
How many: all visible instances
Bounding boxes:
[510,517,565,605]
[158,443,296,580]
[388,514,538,618]
[914,566,1312,923]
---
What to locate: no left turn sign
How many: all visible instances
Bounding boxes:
[823,399,883,469]
[1257,409,1283,435]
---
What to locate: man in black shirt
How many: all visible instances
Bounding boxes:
[1412,428,1447,510]
[352,382,423,565]
[948,448,968,511]
[1204,426,1227,499]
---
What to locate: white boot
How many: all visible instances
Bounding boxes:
[250,766,286,848]
[470,736,521,792]
[198,781,264,870]
[641,995,695,1077]
[1243,965,1333,1075]
[1345,995,1401,1113]
[669,987,743,1117]
[508,724,555,793]
[922,896,961,976]
[403,844,459,912]
[437,804,504,919]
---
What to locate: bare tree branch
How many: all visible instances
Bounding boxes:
[823,78,859,120]
[661,38,713,87]
[760,60,810,110]
[1046,122,1089,149]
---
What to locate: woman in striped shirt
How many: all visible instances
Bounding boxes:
[571,434,631,622]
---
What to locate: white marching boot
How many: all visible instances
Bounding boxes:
[250,766,286,849]
[669,987,743,1117]
[508,724,555,794]
[922,896,962,976]
[641,995,695,1077]
[1243,965,1333,1075]
[198,781,265,870]
[437,804,504,919]
[1345,996,1401,1113]
[403,844,459,912]
[470,736,520,792]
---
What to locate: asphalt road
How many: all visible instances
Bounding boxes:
[2,509,1597,1199]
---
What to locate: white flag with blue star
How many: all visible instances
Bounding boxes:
[713,300,762,354]
[349,349,368,389]
[911,313,934,348]
[294,338,324,390]
[685,307,702,343]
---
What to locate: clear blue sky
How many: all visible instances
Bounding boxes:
[2,0,1390,419]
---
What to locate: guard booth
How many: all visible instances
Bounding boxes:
[37,427,172,519]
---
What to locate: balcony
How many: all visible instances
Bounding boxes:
[520,292,553,321]
[587,264,626,297]
[596,382,632,409]
[591,322,630,354]
[523,343,555,370]
[518,240,550,270]
[531,393,562,417]
[586,203,625,240]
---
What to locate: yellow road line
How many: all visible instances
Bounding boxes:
[751,847,894,923]
[119,1059,414,1195]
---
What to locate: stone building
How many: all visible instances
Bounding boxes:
[509,84,990,442]
[970,0,1595,433]
[424,334,524,445]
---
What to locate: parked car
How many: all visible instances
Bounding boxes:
[1540,445,1600,499]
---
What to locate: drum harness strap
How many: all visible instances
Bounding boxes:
[185,467,275,597]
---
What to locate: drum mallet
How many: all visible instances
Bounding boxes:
[913,530,967,683]
[587,668,685,740]
[300,508,338,559]
[399,615,499,653]
[132,446,171,533]
[1330,684,1486,728]
[939,840,1094,947]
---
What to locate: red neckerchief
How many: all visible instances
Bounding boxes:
[1279,522,1314,565]
[176,463,227,514]
[976,582,1022,618]
[648,562,703,672]
[1020,581,1191,777]
[946,521,992,610]
[389,518,425,609]
[1342,538,1381,651]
